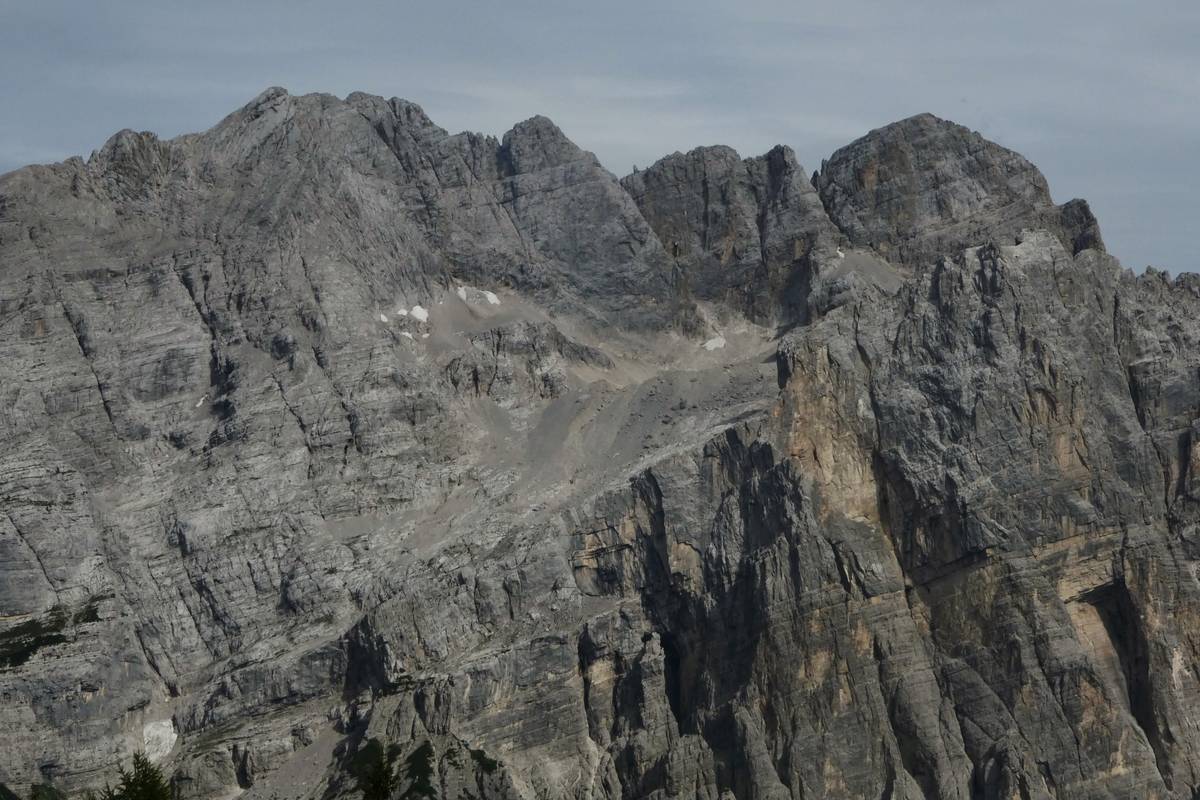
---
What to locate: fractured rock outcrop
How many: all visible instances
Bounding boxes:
[0,94,1197,800]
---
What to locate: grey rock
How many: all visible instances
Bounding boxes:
[622,145,841,324]
[0,89,1198,800]
[444,321,613,408]
[814,112,1105,266]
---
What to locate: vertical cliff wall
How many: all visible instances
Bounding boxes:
[0,90,1197,799]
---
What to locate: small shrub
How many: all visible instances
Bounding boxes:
[469,748,499,775]
[0,610,69,669]
[88,752,172,800]
[352,738,395,800]
[400,742,435,799]
[29,787,67,800]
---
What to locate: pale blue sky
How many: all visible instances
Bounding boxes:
[2,0,1196,274]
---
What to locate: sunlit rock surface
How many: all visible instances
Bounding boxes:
[1,92,1198,799]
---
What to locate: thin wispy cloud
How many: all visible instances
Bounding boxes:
[1,0,1195,274]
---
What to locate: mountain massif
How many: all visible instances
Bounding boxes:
[0,88,1198,800]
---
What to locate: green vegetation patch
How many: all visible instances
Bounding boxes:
[72,599,102,625]
[351,737,444,800]
[0,609,69,669]
[0,597,105,670]
[353,738,405,800]
[400,741,436,799]
[469,748,499,774]
[96,751,172,800]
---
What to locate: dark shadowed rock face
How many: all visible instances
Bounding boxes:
[0,90,1198,800]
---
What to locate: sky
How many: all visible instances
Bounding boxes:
[1,0,1196,274]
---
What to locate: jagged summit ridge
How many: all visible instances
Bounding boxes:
[2,88,1199,800]
[622,141,843,322]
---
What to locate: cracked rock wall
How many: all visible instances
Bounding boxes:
[0,91,1198,800]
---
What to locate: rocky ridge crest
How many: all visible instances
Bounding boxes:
[0,90,1198,800]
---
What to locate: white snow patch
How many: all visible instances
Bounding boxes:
[456,286,468,301]
[483,290,501,305]
[410,305,429,322]
[400,331,414,340]
[703,336,726,351]
[396,307,409,316]
[421,333,430,339]
[143,719,177,762]
[836,247,845,259]
[194,394,208,409]
[379,313,389,323]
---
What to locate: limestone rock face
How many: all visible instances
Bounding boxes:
[622,145,841,323]
[1,90,1198,800]
[814,113,1105,265]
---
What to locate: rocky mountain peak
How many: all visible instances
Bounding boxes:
[499,114,589,175]
[1,89,1196,800]
[346,92,446,135]
[815,111,1104,265]
[622,141,844,323]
